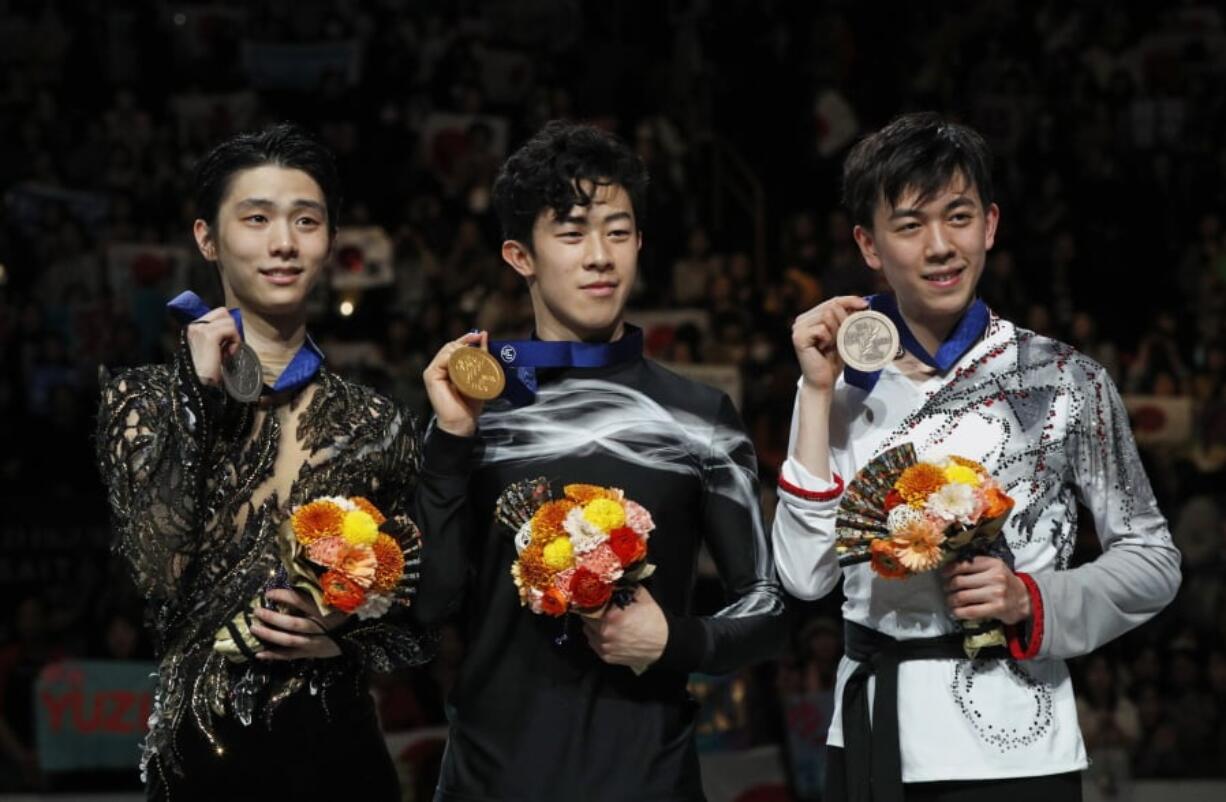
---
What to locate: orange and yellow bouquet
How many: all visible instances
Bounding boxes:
[836,443,1016,656]
[213,495,421,663]
[497,479,656,618]
[284,496,421,618]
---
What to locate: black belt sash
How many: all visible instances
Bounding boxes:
[841,620,1009,802]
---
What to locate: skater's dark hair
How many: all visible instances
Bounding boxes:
[193,122,341,233]
[492,120,648,250]
[843,112,994,229]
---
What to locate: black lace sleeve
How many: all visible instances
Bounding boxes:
[95,334,231,600]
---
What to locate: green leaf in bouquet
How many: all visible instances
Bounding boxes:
[960,618,1007,659]
[622,561,656,584]
[944,510,1010,552]
[212,595,268,664]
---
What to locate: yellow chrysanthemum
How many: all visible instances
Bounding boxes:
[949,455,988,474]
[342,509,380,546]
[895,464,947,506]
[291,500,345,544]
[350,496,387,525]
[582,498,626,531]
[542,537,575,571]
[564,484,617,504]
[370,533,404,593]
[942,464,982,487]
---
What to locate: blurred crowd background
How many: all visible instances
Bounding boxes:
[2,1,1225,798]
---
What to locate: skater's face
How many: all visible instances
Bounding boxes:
[502,181,641,342]
[193,165,332,320]
[852,173,998,334]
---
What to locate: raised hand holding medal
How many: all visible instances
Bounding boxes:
[425,330,496,438]
[168,293,266,402]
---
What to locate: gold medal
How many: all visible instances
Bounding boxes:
[447,346,506,401]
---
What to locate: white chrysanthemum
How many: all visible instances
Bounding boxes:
[354,592,393,620]
[322,495,357,511]
[514,521,533,554]
[925,483,977,524]
[563,506,609,554]
[887,504,926,535]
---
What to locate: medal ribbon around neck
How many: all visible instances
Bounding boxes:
[166,290,324,396]
[488,325,645,405]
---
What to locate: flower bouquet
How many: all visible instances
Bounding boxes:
[497,478,656,619]
[835,443,1016,657]
[213,495,422,662]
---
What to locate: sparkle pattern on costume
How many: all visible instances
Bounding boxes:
[951,660,1055,750]
[96,332,436,781]
[879,316,1164,568]
[874,315,1171,751]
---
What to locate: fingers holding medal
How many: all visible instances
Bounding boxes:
[793,296,878,392]
[425,331,499,437]
[187,307,261,400]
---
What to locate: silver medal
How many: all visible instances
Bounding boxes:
[837,310,901,372]
[221,342,264,403]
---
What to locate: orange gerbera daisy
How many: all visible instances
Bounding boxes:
[563,484,618,504]
[291,500,344,544]
[531,500,577,543]
[350,496,387,525]
[892,519,946,573]
[869,538,909,579]
[895,464,947,506]
[370,533,405,593]
[981,485,1015,519]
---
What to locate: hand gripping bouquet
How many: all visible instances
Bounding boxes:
[497,478,656,621]
[835,443,1017,657]
[213,495,423,662]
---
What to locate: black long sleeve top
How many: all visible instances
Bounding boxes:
[413,355,788,801]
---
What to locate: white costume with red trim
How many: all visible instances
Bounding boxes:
[772,314,1180,781]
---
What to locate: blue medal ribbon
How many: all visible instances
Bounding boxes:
[488,325,644,405]
[166,290,324,395]
[844,294,990,393]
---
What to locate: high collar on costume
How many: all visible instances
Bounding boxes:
[166,290,324,397]
[843,294,990,393]
[488,325,645,406]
